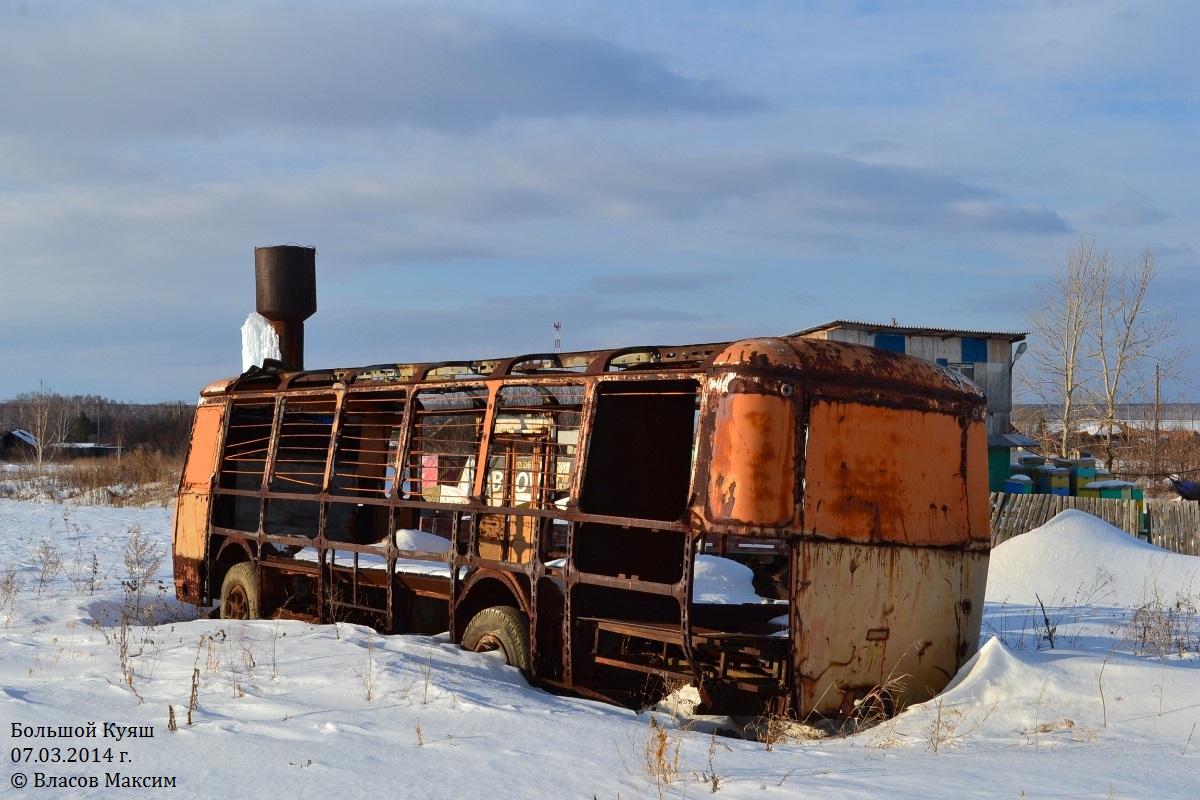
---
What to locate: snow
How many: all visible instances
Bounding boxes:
[985,509,1199,608]
[393,528,452,553]
[241,312,281,372]
[1,500,1198,798]
[693,554,774,605]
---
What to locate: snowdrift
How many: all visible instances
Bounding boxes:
[986,509,1200,608]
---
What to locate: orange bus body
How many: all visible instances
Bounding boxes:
[173,336,988,718]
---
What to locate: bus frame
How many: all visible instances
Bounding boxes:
[173,335,990,719]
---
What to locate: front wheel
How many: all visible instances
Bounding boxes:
[219,562,260,620]
[461,607,530,672]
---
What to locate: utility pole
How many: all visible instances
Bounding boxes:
[1153,363,1160,481]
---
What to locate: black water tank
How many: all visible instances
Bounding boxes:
[255,245,316,322]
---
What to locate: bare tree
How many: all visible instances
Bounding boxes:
[17,382,71,467]
[1090,246,1189,469]
[1022,235,1106,457]
[1023,237,1189,473]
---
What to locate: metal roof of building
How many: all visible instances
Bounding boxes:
[987,432,1040,449]
[8,429,37,447]
[786,320,1027,342]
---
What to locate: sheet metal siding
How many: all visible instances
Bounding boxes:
[794,545,987,717]
[988,338,1013,365]
[906,335,964,364]
[802,402,986,547]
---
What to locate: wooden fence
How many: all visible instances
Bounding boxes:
[989,493,1200,556]
[1146,499,1200,556]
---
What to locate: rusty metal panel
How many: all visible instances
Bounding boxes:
[172,555,202,606]
[793,541,980,717]
[803,400,974,547]
[173,404,224,562]
[173,492,211,561]
[707,392,796,526]
[958,550,988,664]
[181,404,225,489]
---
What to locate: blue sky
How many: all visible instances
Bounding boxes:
[2,1,1197,402]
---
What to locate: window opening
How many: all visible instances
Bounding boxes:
[485,384,584,510]
[218,401,275,491]
[578,380,700,522]
[331,392,406,500]
[478,385,583,564]
[405,388,487,504]
[213,400,275,532]
[948,363,975,382]
[573,380,700,582]
[269,396,336,494]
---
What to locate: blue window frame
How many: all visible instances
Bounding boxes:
[961,337,988,363]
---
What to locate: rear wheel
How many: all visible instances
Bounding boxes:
[220,562,260,620]
[461,607,530,672]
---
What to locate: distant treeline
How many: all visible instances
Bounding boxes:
[0,391,193,459]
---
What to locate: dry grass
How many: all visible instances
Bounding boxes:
[0,451,182,507]
[617,716,683,800]
[691,730,731,793]
[924,696,1000,753]
[1123,593,1199,658]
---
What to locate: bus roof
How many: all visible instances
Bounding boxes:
[201,335,984,402]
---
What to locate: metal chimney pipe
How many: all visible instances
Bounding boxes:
[254,245,317,371]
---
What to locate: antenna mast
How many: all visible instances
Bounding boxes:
[553,321,562,353]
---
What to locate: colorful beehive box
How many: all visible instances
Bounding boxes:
[1068,463,1098,494]
[1093,480,1134,500]
[1004,474,1033,494]
[1008,465,1037,482]
[1037,466,1070,495]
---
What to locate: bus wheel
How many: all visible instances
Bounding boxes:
[462,607,530,672]
[220,562,260,620]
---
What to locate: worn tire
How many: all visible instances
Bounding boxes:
[219,562,260,620]
[461,607,531,672]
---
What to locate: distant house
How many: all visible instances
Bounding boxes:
[785,320,1036,491]
[0,429,38,459]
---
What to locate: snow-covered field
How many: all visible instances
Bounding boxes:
[1,501,1198,798]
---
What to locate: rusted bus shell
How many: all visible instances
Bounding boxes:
[174,328,992,719]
